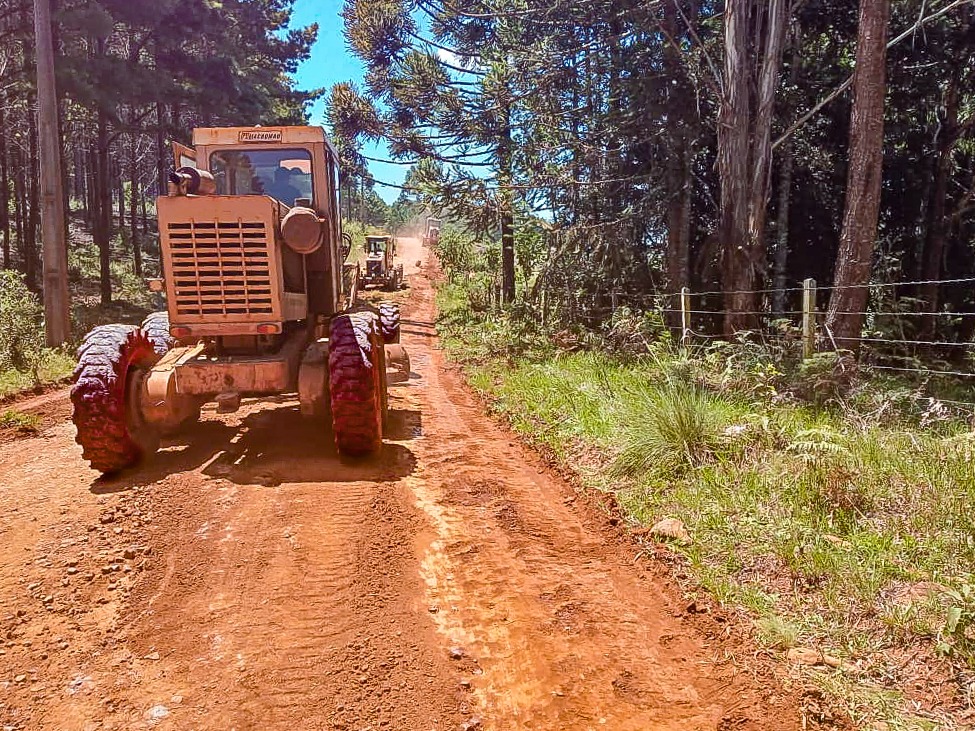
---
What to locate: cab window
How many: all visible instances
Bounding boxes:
[209,148,313,205]
[366,237,387,254]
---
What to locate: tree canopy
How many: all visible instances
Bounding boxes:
[331,0,975,342]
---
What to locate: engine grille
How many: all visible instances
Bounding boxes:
[167,220,273,317]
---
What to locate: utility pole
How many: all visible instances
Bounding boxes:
[33,0,71,346]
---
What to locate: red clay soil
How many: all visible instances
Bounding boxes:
[0,238,825,730]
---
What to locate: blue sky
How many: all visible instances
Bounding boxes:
[290,0,406,202]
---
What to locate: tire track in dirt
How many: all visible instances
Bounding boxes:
[0,236,811,730]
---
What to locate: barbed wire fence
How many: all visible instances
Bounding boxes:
[536,276,975,416]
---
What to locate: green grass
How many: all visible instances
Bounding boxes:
[0,349,75,399]
[0,409,40,432]
[436,282,975,729]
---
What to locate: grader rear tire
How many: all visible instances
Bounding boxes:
[71,325,160,474]
[328,313,386,456]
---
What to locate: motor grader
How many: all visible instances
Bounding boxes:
[71,126,408,474]
[422,217,441,247]
[361,234,403,290]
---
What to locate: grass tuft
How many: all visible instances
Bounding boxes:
[612,380,736,478]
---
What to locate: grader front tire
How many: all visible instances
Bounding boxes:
[328,313,386,456]
[71,325,160,474]
[140,310,201,431]
[140,311,174,355]
[378,302,401,344]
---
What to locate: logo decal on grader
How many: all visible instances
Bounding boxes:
[239,129,283,143]
[70,126,410,474]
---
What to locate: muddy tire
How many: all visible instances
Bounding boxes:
[141,311,173,355]
[71,325,161,474]
[328,313,386,456]
[378,302,401,344]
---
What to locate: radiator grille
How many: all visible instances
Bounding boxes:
[167,220,273,317]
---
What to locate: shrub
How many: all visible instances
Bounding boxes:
[0,270,44,378]
[600,306,670,357]
[792,351,856,404]
[434,229,480,280]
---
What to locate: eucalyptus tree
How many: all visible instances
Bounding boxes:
[825,0,891,347]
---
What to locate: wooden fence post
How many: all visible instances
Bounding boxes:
[802,278,817,359]
[680,287,691,346]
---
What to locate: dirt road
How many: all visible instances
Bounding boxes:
[0,238,804,730]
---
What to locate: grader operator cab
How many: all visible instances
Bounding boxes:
[361,234,403,290]
[71,126,409,474]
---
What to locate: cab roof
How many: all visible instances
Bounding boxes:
[192,126,333,150]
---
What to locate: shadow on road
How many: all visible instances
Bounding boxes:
[90,402,419,493]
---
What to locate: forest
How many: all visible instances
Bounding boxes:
[2,0,972,364]
[0,0,314,323]
[323,4,975,725]
[330,0,975,358]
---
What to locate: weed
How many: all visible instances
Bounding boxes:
[755,614,801,649]
[0,349,75,399]
[938,582,975,661]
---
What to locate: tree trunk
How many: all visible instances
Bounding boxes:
[155,101,168,196]
[663,1,696,326]
[73,147,85,202]
[25,101,40,291]
[14,156,25,272]
[94,108,112,305]
[0,99,10,269]
[718,0,753,334]
[500,205,515,304]
[129,131,142,277]
[825,0,890,348]
[720,0,788,335]
[117,162,125,235]
[771,146,794,314]
[498,101,516,305]
[772,26,799,315]
[85,147,96,227]
[918,73,965,338]
[34,0,72,345]
[140,189,148,238]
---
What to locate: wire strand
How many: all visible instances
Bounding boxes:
[866,365,975,379]
[857,337,974,348]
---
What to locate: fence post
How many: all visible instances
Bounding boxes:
[680,287,691,346]
[802,278,816,359]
